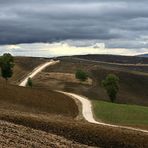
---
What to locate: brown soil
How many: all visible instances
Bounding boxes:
[0,112,148,148]
[0,120,89,148]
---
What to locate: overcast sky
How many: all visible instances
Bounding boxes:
[0,0,148,56]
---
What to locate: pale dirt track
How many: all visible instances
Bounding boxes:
[19,60,60,86]
[19,60,148,134]
[58,91,148,134]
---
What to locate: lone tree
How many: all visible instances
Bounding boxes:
[27,77,33,87]
[75,70,88,81]
[0,53,14,84]
[102,74,119,103]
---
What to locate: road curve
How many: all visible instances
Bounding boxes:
[19,60,60,87]
[58,91,148,134]
[19,60,148,134]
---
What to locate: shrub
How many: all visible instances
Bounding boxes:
[75,70,88,81]
[27,77,33,87]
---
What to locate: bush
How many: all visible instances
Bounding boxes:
[27,77,33,87]
[75,70,88,81]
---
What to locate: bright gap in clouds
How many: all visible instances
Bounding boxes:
[0,41,147,57]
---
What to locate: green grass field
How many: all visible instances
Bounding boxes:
[92,100,148,126]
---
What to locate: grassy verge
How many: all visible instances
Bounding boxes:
[92,100,148,127]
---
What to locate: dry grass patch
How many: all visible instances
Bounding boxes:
[35,72,92,85]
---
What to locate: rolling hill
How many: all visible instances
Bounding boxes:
[34,56,148,106]
[73,54,148,64]
[137,54,148,58]
[0,56,148,147]
[0,83,78,118]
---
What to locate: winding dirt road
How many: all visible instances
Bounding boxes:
[59,91,148,134]
[19,60,60,86]
[19,60,148,134]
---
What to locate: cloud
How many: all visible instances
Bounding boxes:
[0,42,147,57]
[6,45,21,50]
[0,0,148,52]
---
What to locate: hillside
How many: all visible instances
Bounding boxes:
[33,57,148,106]
[1,110,148,148]
[0,82,78,118]
[10,57,48,84]
[0,120,87,148]
[0,56,148,147]
[0,83,147,147]
[137,54,148,58]
[72,54,148,64]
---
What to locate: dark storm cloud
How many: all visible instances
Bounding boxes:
[0,0,148,49]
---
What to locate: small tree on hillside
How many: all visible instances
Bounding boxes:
[75,70,88,81]
[102,74,119,103]
[27,77,33,87]
[0,53,14,84]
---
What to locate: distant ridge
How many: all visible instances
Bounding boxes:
[70,54,148,64]
[137,54,148,58]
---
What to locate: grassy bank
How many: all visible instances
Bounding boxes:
[92,100,148,128]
